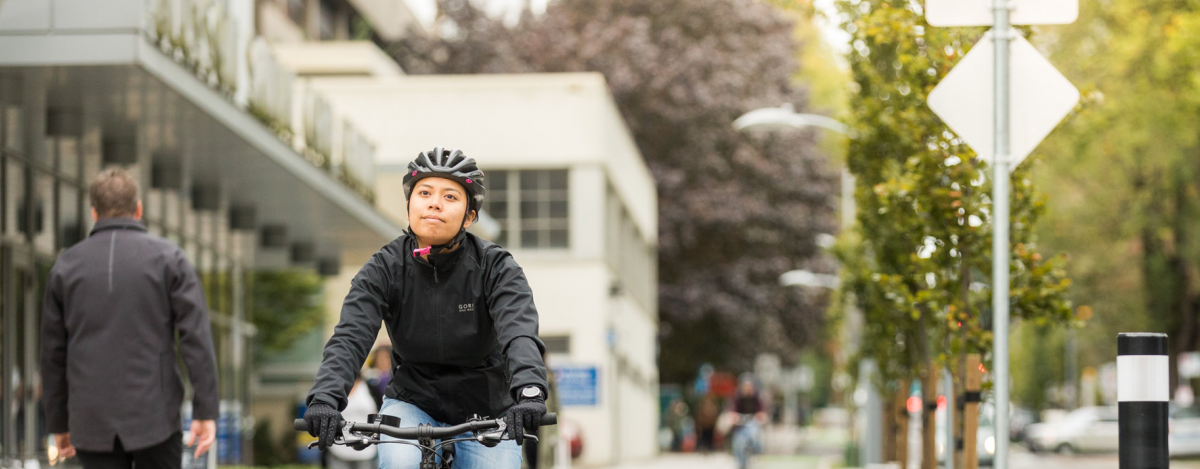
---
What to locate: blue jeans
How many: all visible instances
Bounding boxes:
[377,397,522,469]
[731,422,761,469]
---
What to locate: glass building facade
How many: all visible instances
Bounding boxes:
[0,3,400,462]
[0,70,258,468]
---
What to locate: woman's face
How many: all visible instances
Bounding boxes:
[407,176,474,246]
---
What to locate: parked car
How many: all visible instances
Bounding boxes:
[1008,406,1036,442]
[1025,406,1119,454]
[1170,405,1200,458]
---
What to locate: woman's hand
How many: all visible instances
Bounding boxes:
[303,403,343,450]
[504,397,547,446]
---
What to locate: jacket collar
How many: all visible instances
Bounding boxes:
[407,232,470,272]
[90,217,148,236]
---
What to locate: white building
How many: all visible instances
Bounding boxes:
[310,72,662,466]
[243,8,661,464]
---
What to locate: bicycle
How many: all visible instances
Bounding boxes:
[294,412,557,469]
[730,413,761,469]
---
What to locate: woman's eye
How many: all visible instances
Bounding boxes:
[419,190,431,196]
[445,194,458,201]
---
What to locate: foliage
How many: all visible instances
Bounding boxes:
[1032,0,1200,389]
[388,0,844,381]
[834,0,1074,386]
[1009,320,1066,413]
[249,270,326,354]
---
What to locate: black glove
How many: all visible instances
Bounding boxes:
[504,396,547,446]
[303,402,343,451]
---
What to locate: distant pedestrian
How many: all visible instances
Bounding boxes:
[327,372,378,469]
[363,346,392,409]
[41,168,219,469]
[694,392,720,453]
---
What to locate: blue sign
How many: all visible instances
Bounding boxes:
[556,366,599,407]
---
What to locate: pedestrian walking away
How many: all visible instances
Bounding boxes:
[303,148,551,469]
[40,168,219,469]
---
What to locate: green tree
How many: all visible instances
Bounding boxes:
[835,0,1074,462]
[1032,0,1200,392]
[249,270,326,354]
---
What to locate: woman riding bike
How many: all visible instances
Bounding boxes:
[302,148,550,469]
[728,377,768,469]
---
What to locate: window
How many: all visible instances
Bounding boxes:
[482,169,569,249]
[542,336,570,355]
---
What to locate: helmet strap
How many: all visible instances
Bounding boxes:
[411,211,472,258]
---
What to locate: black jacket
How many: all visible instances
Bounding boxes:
[307,232,548,424]
[40,218,219,452]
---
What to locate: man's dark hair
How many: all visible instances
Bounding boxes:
[89,168,140,219]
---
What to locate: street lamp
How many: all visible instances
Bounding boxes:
[779,269,841,289]
[733,103,849,134]
[733,104,854,231]
[736,104,883,464]
[734,104,851,287]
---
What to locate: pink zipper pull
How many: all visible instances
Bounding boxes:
[413,246,432,257]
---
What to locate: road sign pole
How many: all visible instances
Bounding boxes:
[992,1,1012,469]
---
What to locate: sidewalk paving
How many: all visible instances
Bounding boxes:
[588,424,847,469]
[591,453,827,469]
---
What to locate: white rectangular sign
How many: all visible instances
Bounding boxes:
[926,0,1078,27]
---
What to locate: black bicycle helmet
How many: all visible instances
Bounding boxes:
[402,147,486,258]
[402,147,486,214]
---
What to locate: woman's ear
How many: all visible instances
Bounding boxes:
[464,210,476,229]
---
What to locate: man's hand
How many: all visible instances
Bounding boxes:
[504,397,547,446]
[54,433,75,459]
[303,403,343,451]
[188,420,216,457]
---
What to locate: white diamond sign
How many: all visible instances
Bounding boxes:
[926,0,1078,27]
[927,33,1079,169]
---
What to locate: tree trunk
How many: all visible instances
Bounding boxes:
[952,355,964,469]
[884,389,897,462]
[897,379,911,469]
[956,215,972,469]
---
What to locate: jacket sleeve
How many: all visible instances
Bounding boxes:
[306,250,392,410]
[168,248,220,421]
[485,251,548,401]
[40,267,69,434]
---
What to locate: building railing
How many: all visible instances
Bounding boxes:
[145,0,376,203]
[147,0,239,97]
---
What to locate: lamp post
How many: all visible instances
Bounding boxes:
[735,105,882,464]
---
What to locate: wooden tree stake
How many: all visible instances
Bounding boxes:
[963,354,982,469]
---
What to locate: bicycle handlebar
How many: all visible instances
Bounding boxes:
[293,413,557,440]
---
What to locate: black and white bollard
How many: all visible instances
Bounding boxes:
[1118,333,1169,469]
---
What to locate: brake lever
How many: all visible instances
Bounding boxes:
[306,421,365,450]
[340,421,370,447]
[476,420,507,448]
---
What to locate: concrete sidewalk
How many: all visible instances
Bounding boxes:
[588,424,846,469]
[590,453,828,469]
